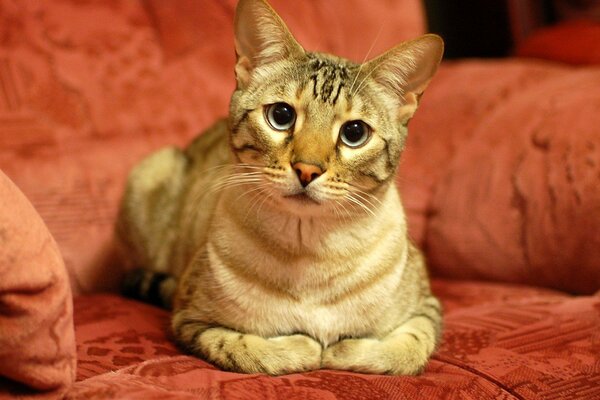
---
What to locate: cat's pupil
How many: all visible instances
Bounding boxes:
[272,103,294,125]
[344,122,364,142]
[340,120,370,148]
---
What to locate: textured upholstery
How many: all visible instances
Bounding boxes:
[406,62,600,294]
[1,0,599,398]
[0,171,76,398]
[66,283,600,399]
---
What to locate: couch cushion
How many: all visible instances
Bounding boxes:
[420,66,600,294]
[74,294,180,381]
[0,171,76,397]
[401,59,567,244]
[70,280,600,399]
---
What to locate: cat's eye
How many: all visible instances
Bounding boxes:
[265,103,296,131]
[339,120,371,148]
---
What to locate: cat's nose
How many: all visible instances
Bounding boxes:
[292,162,323,188]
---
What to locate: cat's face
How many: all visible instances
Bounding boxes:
[228,0,443,217]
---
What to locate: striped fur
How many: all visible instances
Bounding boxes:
[117,0,444,375]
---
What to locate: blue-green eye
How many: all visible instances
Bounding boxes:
[340,120,371,148]
[266,103,296,131]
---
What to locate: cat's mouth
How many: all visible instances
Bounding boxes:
[284,192,320,205]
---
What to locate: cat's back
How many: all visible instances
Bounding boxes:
[117,118,232,276]
[185,119,231,167]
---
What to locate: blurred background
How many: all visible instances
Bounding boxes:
[424,0,600,61]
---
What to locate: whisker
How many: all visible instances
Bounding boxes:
[346,192,376,217]
[234,182,271,202]
[352,62,381,97]
[336,198,356,224]
[209,179,262,194]
[255,189,275,218]
[243,187,269,223]
[349,24,384,96]
[350,189,381,211]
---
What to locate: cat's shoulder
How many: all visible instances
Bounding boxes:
[185,118,231,163]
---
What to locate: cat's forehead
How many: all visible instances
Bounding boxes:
[296,52,357,105]
[305,52,355,74]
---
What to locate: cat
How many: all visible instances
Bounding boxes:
[117,0,444,376]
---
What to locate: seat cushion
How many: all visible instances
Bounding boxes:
[68,279,600,399]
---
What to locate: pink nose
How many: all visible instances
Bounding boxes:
[293,162,323,187]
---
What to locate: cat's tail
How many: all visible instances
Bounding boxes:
[121,268,177,309]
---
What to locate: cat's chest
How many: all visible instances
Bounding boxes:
[229,288,391,346]
[209,251,404,346]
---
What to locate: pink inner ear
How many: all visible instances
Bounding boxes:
[234,54,254,88]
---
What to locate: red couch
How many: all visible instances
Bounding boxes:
[1,1,599,399]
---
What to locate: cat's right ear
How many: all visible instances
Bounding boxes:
[234,0,304,89]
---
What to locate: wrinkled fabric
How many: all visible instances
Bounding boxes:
[0,171,76,398]
[402,23,600,294]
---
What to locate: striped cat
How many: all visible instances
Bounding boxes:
[117,0,444,375]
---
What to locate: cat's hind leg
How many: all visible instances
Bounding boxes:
[121,268,178,308]
[117,146,189,274]
[321,295,442,375]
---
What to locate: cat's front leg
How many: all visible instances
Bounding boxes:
[322,296,442,375]
[174,316,322,375]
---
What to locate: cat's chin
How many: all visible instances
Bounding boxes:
[272,192,330,217]
[284,192,320,205]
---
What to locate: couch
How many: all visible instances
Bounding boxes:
[1,0,599,399]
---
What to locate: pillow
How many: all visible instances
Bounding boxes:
[425,68,600,294]
[0,171,76,397]
[516,20,600,65]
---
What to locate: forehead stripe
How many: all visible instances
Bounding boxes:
[307,57,350,105]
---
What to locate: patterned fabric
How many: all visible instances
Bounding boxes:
[67,281,600,399]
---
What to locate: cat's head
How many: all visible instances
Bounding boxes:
[228,0,443,217]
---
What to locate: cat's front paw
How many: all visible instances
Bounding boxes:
[322,337,428,375]
[265,334,322,375]
[199,329,322,375]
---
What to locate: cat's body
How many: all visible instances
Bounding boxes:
[117,0,444,376]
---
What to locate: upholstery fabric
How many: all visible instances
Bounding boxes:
[420,65,600,294]
[0,171,76,398]
[66,281,600,399]
[516,20,600,65]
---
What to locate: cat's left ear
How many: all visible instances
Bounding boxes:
[364,34,444,123]
[234,0,305,89]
